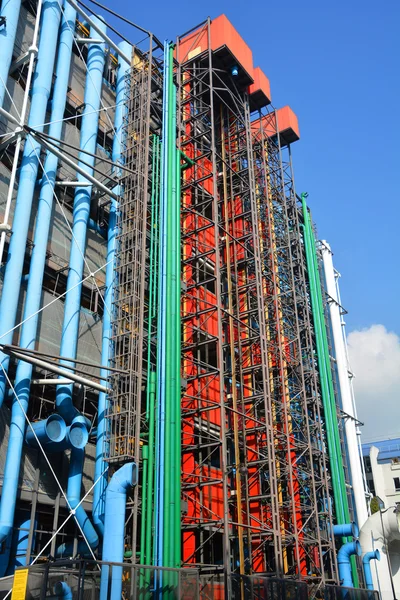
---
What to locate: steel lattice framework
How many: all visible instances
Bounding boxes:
[176,18,339,596]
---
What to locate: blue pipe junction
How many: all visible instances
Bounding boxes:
[338,540,361,588]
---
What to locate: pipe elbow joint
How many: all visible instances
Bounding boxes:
[107,462,137,495]
[338,540,362,563]
[363,549,380,565]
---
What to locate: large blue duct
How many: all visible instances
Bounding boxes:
[93,40,131,538]
[0,0,63,547]
[363,549,380,590]
[0,0,62,409]
[0,0,23,108]
[55,16,107,424]
[333,522,359,538]
[100,463,137,600]
[6,513,36,574]
[338,540,361,588]
[57,447,99,555]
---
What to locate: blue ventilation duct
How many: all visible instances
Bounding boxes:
[100,463,137,600]
[0,0,62,409]
[338,540,361,588]
[55,16,107,424]
[57,447,99,555]
[363,549,380,590]
[93,40,131,538]
[333,522,359,538]
[0,0,23,108]
[6,513,36,575]
[25,414,67,448]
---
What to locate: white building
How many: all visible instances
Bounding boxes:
[363,438,400,507]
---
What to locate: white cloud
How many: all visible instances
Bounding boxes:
[347,324,400,443]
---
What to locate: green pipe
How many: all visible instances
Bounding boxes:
[303,209,346,517]
[302,195,358,586]
[146,138,160,567]
[140,444,149,566]
[305,208,349,521]
[145,371,156,569]
[174,145,182,570]
[305,211,358,586]
[163,43,177,573]
[302,226,341,501]
[145,135,158,421]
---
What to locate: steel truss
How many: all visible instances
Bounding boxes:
[177,18,339,596]
[105,36,164,559]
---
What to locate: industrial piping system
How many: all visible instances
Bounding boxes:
[55,15,107,425]
[0,0,62,411]
[0,5,383,596]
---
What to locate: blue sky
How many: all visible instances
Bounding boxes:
[102,0,399,335]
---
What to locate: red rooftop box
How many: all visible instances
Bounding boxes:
[249,67,271,110]
[252,106,300,146]
[177,15,254,82]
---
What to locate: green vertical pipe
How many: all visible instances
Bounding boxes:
[140,444,149,565]
[145,371,156,579]
[302,195,358,586]
[305,210,358,587]
[163,43,177,577]
[144,136,160,569]
[305,207,349,522]
[174,146,182,570]
[302,208,344,515]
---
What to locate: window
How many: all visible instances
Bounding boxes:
[393,477,400,492]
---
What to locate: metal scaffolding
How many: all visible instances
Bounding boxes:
[176,18,340,596]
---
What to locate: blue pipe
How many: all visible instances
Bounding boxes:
[6,515,35,574]
[25,414,67,448]
[88,218,107,239]
[0,0,62,409]
[154,40,170,570]
[93,40,131,539]
[99,463,137,600]
[333,522,359,539]
[363,549,380,590]
[57,447,99,555]
[0,2,63,549]
[54,582,73,600]
[4,0,76,419]
[0,0,22,108]
[25,415,88,451]
[55,16,107,424]
[338,540,361,588]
